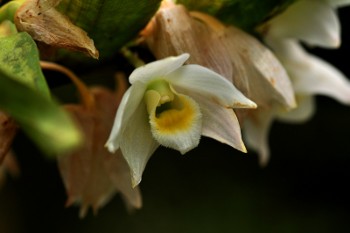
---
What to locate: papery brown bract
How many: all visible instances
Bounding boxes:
[0,112,17,164]
[144,3,233,80]
[15,0,98,58]
[0,151,20,189]
[58,85,141,218]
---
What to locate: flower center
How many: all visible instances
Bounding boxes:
[154,95,197,133]
[146,80,174,107]
[144,80,201,134]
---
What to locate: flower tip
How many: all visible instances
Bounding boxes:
[179,146,193,155]
[241,143,248,153]
[249,101,258,109]
[331,38,341,49]
[105,141,118,153]
[232,100,257,109]
[131,176,142,188]
[259,157,269,168]
[179,53,190,60]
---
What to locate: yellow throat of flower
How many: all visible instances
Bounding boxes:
[144,80,201,135]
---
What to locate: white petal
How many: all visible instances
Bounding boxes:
[267,0,340,48]
[149,94,202,154]
[189,92,247,152]
[129,54,189,84]
[165,64,257,108]
[277,95,316,123]
[119,101,159,187]
[327,0,350,7]
[226,26,296,109]
[243,109,275,167]
[281,42,350,105]
[106,83,146,152]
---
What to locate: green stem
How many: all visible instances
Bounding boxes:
[120,47,145,68]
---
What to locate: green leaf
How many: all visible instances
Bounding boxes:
[56,0,161,62]
[0,32,82,155]
[0,32,50,97]
[177,0,296,32]
[0,70,82,155]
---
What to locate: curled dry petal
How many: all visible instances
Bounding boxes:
[15,0,98,58]
[58,84,141,218]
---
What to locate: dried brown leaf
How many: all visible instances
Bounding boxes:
[15,0,98,58]
[0,151,20,188]
[0,112,18,164]
[58,84,141,218]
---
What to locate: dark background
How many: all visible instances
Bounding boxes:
[1,6,350,233]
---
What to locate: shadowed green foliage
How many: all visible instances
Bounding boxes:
[178,0,296,32]
[0,32,82,155]
[56,0,161,62]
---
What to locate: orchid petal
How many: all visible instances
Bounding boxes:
[129,54,189,84]
[267,0,340,48]
[277,96,316,123]
[327,0,350,7]
[119,101,159,187]
[226,26,296,109]
[243,109,275,167]
[189,92,247,152]
[106,83,145,152]
[280,42,350,105]
[165,64,257,109]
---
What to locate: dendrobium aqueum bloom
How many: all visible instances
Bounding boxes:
[142,3,295,167]
[106,53,257,186]
[245,0,350,165]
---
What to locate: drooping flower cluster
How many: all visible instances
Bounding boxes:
[244,0,350,164]
[0,0,349,218]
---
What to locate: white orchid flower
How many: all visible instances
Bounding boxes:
[106,54,256,186]
[244,39,350,166]
[265,0,350,48]
[248,0,350,165]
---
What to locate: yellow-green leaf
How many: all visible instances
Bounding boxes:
[0,32,50,97]
[0,32,82,155]
[0,69,82,155]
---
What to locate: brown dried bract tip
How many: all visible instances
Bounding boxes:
[15,0,99,59]
[0,112,18,165]
[58,80,141,218]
